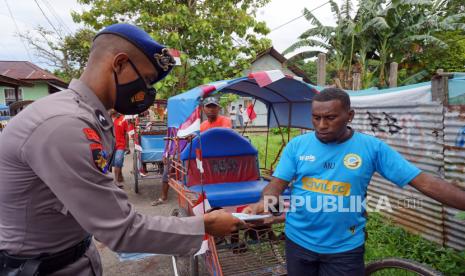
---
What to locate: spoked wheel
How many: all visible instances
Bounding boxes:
[133,150,139,193]
[170,208,199,276]
[365,258,443,276]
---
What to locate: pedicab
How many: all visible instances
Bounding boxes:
[165,71,318,276]
[132,100,168,193]
[164,71,443,276]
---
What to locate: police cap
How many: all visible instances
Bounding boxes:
[94,23,175,84]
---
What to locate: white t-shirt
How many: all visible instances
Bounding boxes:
[230,109,237,120]
[239,107,244,117]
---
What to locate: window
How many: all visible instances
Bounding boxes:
[4,88,15,100]
[4,88,23,105]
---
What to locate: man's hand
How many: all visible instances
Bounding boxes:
[242,177,289,215]
[203,210,245,236]
[241,200,266,215]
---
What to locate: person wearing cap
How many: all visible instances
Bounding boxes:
[0,23,242,276]
[151,97,233,206]
[200,97,232,132]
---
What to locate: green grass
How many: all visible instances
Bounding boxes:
[366,213,465,275]
[249,128,301,170]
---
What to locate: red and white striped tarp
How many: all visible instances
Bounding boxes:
[248,70,285,87]
[168,49,181,66]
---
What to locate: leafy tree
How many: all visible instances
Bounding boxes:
[294,60,334,84]
[442,0,465,16]
[20,27,95,82]
[402,31,465,84]
[368,0,465,86]
[284,0,465,89]
[72,0,272,98]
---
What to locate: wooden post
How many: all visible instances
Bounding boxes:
[352,73,361,91]
[389,62,398,88]
[431,69,450,105]
[317,53,326,86]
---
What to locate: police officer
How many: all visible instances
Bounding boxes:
[0,24,243,275]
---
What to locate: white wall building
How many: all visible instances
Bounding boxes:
[230,47,313,127]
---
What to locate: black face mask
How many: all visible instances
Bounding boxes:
[113,59,156,115]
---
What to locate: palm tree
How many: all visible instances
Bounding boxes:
[283,1,349,87]
[368,0,465,86]
[285,0,465,89]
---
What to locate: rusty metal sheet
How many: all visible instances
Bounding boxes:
[443,106,465,251]
[444,106,465,184]
[351,103,464,251]
[444,207,465,251]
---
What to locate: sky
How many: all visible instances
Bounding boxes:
[0,0,342,69]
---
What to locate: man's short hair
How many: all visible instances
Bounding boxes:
[313,88,351,110]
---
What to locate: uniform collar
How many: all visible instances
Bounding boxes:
[69,79,113,130]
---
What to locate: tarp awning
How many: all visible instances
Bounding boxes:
[168,71,319,133]
[0,104,9,111]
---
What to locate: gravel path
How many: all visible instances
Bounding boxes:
[99,152,178,276]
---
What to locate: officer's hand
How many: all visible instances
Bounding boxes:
[242,200,265,215]
[204,210,244,237]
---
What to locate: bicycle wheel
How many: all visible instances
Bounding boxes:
[365,258,443,276]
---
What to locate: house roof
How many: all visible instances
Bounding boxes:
[0,74,33,87]
[252,47,314,84]
[0,61,67,87]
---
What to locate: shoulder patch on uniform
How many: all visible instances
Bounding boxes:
[90,143,109,173]
[83,128,101,143]
[95,110,109,127]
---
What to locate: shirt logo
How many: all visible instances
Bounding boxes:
[131,91,145,103]
[302,177,351,196]
[323,162,335,169]
[95,110,109,127]
[299,155,316,162]
[83,128,101,143]
[90,143,109,174]
[343,153,362,170]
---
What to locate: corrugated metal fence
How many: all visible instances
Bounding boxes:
[350,102,465,251]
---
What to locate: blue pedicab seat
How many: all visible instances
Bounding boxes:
[189,180,271,207]
[180,128,289,207]
[140,135,165,162]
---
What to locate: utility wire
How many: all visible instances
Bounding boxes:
[4,0,33,61]
[33,0,63,39]
[269,1,330,32]
[40,0,72,34]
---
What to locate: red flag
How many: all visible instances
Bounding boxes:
[247,104,257,122]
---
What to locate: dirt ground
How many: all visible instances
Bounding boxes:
[98,151,178,276]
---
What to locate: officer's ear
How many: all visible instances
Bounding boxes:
[112,53,130,74]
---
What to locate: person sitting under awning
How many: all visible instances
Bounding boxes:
[200,97,232,132]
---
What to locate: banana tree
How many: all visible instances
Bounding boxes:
[283,0,355,88]
[369,0,465,86]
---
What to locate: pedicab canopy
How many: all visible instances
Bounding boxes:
[167,70,319,137]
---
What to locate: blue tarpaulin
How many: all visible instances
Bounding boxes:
[167,73,319,130]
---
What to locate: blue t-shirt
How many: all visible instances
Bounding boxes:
[273,131,421,254]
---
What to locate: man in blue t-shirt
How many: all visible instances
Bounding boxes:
[244,88,465,275]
